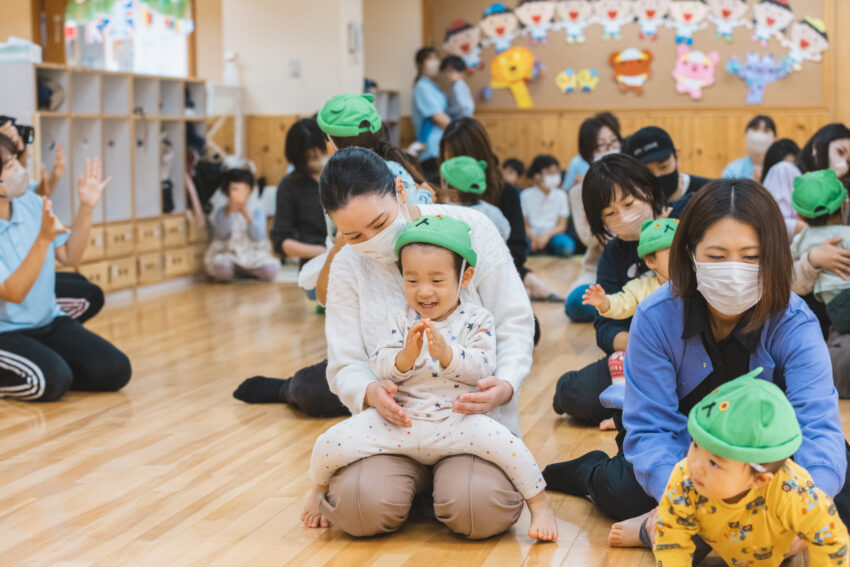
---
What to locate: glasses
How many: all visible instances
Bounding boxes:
[596,139,620,152]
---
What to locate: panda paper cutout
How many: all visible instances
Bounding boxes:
[752,0,794,46]
[667,0,709,45]
[780,17,828,71]
[480,3,520,53]
[634,0,671,41]
[515,0,557,45]
[610,48,654,94]
[554,0,594,44]
[594,0,634,41]
[672,45,719,99]
[443,20,483,70]
[707,0,751,43]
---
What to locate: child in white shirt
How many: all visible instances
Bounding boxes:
[520,154,575,257]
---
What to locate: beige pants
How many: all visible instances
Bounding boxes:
[319,453,524,539]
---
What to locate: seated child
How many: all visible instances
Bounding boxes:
[654,368,849,566]
[520,155,575,257]
[501,157,525,187]
[440,155,511,241]
[440,55,475,120]
[204,168,279,282]
[790,169,850,333]
[301,215,558,540]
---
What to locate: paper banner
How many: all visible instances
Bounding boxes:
[752,0,794,46]
[707,0,751,42]
[480,3,520,53]
[609,47,653,94]
[554,0,594,44]
[667,0,709,45]
[595,1,634,41]
[780,17,828,71]
[515,0,557,45]
[443,20,483,70]
[634,0,671,41]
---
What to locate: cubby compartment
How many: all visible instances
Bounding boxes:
[103,119,133,221]
[108,257,137,290]
[103,74,131,116]
[132,77,159,117]
[159,80,183,117]
[162,215,187,248]
[81,225,106,262]
[184,81,206,118]
[71,70,101,115]
[36,67,68,113]
[37,116,72,224]
[137,251,163,285]
[133,117,160,218]
[106,222,135,257]
[71,118,104,223]
[160,120,186,213]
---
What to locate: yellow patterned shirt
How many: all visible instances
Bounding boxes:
[655,459,849,567]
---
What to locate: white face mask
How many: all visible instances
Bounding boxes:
[348,193,409,263]
[593,149,619,162]
[694,258,762,316]
[745,131,773,155]
[0,159,29,200]
[604,200,652,242]
[543,173,561,189]
[831,158,849,178]
[424,59,440,77]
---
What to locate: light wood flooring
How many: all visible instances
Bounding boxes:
[1,257,844,566]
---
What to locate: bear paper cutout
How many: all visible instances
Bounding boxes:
[610,48,653,94]
[672,45,719,99]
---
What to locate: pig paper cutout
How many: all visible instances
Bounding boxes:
[594,0,634,41]
[634,0,671,41]
[780,17,828,71]
[726,52,792,104]
[752,0,794,46]
[707,0,751,42]
[672,45,719,99]
[480,3,520,53]
[515,0,557,45]
[667,0,710,45]
[554,0,594,43]
[443,20,483,70]
[610,47,653,94]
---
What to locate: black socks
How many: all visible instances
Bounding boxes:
[233,376,289,404]
[542,450,609,497]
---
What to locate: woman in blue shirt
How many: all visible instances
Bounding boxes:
[544,178,848,553]
[0,137,131,401]
[412,47,451,180]
[721,115,776,180]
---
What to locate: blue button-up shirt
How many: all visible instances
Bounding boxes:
[412,77,447,161]
[0,191,69,333]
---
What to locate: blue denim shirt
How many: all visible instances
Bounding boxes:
[622,284,845,502]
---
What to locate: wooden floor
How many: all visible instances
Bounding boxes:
[1,257,843,566]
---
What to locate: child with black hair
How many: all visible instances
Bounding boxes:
[205,168,279,282]
[501,157,525,186]
[441,156,511,240]
[521,154,575,257]
[301,215,557,541]
[791,169,850,333]
[440,55,475,120]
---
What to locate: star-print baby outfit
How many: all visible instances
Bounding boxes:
[309,302,546,499]
[655,459,849,566]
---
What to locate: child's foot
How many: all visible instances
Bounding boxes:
[527,492,559,541]
[608,509,654,547]
[599,417,616,431]
[300,485,330,529]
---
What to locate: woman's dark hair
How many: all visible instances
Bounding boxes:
[0,134,17,177]
[760,138,800,183]
[578,117,623,164]
[440,55,467,73]
[669,178,791,333]
[798,123,850,173]
[502,158,525,177]
[319,146,395,212]
[582,153,665,244]
[595,112,621,138]
[745,114,777,135]
[414,47,438,82]
[527,154,560,178]
[331,125,425,185]
[284,118,327,177]
[221,168,254,194]
[440,117,504,205]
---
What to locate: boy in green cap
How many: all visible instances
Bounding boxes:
[440,155,511,241]
[790,169,850,333]
[303,215,558,541]
[654,368,849,566]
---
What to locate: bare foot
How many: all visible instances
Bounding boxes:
[527,491,559,541]
[599,418,616,431]
[300,485,330,529]
[608,509,655,548]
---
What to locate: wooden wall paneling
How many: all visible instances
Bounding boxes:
[246,115,304,185]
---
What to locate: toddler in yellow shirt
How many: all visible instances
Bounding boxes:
[654,368,849,567]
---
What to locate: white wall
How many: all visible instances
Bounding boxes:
[195,0,223,82]
[362,0,422,117]
[219,0,364,115]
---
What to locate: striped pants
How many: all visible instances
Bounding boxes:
[55,272,104,323]
[0,317,131,402]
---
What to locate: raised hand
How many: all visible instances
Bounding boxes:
[582,284,610,313]
[395,320,427,372]
[76,157,111,208]
[38,198,69,243]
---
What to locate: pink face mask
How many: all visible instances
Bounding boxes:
[604,200,653,241]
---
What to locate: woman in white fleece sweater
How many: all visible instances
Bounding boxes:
[315,147,535,539]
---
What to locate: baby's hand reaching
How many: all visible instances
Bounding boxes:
[582,284,611,313]
[395,321,427,372]
[424,321,452,369]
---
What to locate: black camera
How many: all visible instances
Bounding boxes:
[0,116,35,145]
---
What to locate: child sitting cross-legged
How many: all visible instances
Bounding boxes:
[301,215,558,541]
[440,155,511,241]
[654,368,850,566]
[583,218,678,430]
[790,169,850,334]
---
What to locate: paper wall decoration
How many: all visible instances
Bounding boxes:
[515,0,557,45]
[556,68,599,92]
[667,0,709,45]
[726,52,791,104]
[752,0,794,46]
[443,20,483,70]
[480,3,520,53]
[594,0,634,41]
[780,17,828,71]
[634,0,671,41]
[491,47,535,108]
[556,69,578,92]
[609,48,653,93]
[554,0,594,44]
[672,45,719,99]
[706,0,751,42]
[576,68,600,91]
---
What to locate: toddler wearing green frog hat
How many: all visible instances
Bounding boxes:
[440,155,511,241]
[654,368,849,566]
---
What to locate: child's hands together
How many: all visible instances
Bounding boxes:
[582,284,611,313]
[395,320,427,372]
[424,321,453,369]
